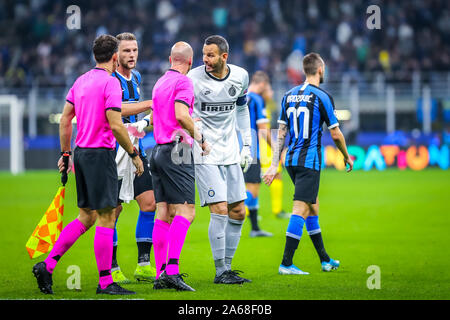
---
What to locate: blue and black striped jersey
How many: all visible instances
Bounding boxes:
[247,91,269,160]
[278,82,339,171]
[111,69,146,156]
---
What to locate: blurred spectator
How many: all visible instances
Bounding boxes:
[0,0,449,87]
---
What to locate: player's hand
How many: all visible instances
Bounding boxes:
[344,156,353,172]
[200,140,211,156]
[129,119,149,133]
[262,164,278,186]
[57,155,72,173]
[240,145,253,173]
[132,156,144,177]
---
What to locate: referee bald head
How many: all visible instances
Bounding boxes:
[169,41,193,74]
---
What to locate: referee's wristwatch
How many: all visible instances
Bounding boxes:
[128,147,139,158]
[60,151,72,156]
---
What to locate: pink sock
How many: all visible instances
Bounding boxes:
[94,226,114,289]
[166,215,191,276]
[44,218,87,273]
[153,219,170,278]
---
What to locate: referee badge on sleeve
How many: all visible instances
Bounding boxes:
[208,188,215,197]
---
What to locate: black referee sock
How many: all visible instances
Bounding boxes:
[309,232,330,263]
[249,209,260,231]
[112,245,118,269]
[137,241,152,264]
[281,236,300,266]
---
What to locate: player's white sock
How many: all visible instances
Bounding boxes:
[225,217,244,270]
[208,213,228,276]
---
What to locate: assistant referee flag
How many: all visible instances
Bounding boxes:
[26,187,65,259]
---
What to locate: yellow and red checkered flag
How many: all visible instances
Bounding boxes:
[26,186,65,259]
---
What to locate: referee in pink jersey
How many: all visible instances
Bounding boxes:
[32,34,144,296]
[150,42,210,291]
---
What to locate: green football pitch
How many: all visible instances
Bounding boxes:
[0,169,449,300]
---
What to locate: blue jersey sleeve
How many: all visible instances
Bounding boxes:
[278,95,288,125]
[319,93,339,129]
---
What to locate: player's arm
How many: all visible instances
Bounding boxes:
[330,126,353,172]
[319,93,353,172]
[58,101,75,173]
[257,121,272,147]
[104,77,143,175]
[262,123,287,186]
[107,109,144,176]
[235,71,253,171]
[175,101,210,155]
[236,102,253,172]
[128,111,153,133]
[121,100,153,117]
[255,96,272,147]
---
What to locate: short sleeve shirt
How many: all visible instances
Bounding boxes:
[66,68,122,149]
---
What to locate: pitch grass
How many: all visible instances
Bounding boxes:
[0,169,449,300]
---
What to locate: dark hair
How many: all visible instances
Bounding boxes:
[302,52,323,76]
[92,34,119,63]
[251,71,270,84]
[116,32,137,41]
[204,35,229,54]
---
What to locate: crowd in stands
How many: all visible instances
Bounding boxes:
[1,0,449,88]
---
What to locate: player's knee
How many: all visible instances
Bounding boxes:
[210,203,228,215]
[230,206,246,220]
[79,216,96,230]
[140,200,156,212]
[96,206,116,228]
[78,209,97,229]
[182,211,195,224]
[115,204,123,219]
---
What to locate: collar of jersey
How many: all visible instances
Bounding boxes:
[168,68,181,74]
[204,65,230,82]
[115,70,133,81]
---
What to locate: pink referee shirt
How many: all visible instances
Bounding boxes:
[152,69,195,145]
[66,68,122,149]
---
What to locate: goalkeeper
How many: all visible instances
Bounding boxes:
[187,35,252,284]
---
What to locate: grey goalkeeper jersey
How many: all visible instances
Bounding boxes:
[188,64,249,165]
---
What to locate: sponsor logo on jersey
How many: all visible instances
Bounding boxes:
[201,102,235,112]
[202,89,211,96]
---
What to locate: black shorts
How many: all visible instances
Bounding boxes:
[74,147,118,210]
[243,159,261,184]
[117,153,153,203]
[286,166,320,204]
[149,142,195,205]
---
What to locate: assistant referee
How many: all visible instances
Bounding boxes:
[32,34,143,296]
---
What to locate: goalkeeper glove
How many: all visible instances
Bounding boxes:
[240,145,253,173]
[130,117,150,133]
[128,116,150,138]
